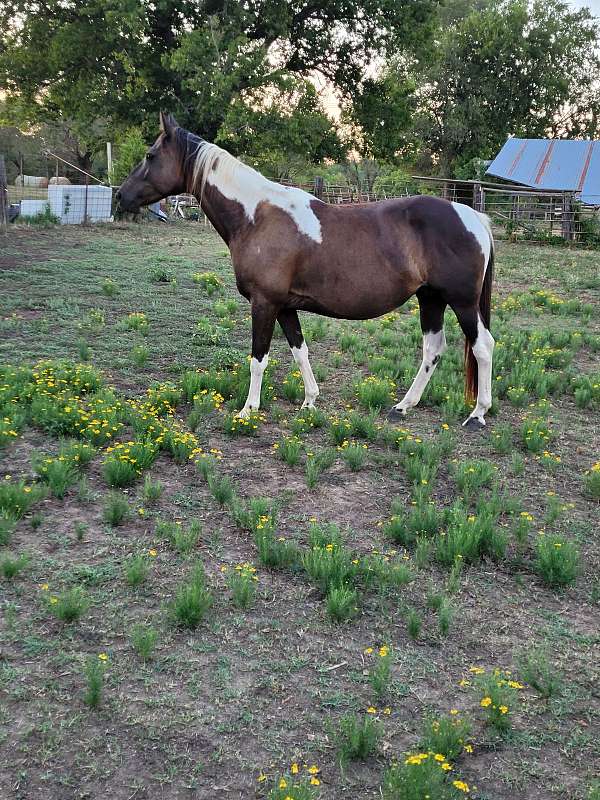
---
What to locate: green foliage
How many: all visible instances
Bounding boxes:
[227,562,258,609]
[170,562,213,629]
[102,492,130,526]
[0,551,29,580]
[83,656,105,709]
[48,586,90,623]
[326,584,358,622]
[419,713,471,761]
[131,623,159,661]
[112,128,147,184]
[124,554,150,588]
[518,648,561,698]
[335,713,382,762]
[534,534,579,588]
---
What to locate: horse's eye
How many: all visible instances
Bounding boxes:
[145,152,154,161]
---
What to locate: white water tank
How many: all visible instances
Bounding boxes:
[48,185,113,224]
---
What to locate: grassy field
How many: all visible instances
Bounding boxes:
[0,221,599,800]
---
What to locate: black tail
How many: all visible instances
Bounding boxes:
[465,245,494,403]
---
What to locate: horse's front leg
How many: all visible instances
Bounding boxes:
[277,309,319,409]
[238,298,277,418]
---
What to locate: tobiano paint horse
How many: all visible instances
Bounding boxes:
[117,113,495,428]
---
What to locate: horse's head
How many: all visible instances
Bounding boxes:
[116,112,186,213]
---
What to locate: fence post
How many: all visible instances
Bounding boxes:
[0,155,7,232]
[83,173,89,224]
[314,175,324,201]
[561,191,574,241]
[472,182,483,211]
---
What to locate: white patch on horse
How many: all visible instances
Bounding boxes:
[291,343,319,408]
[463,315,495,426]
[451,202,492,270]
[240,354,268,417]
[192,142,322,243]
[394,329,447,414]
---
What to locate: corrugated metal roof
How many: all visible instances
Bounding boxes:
[486,138,600,205]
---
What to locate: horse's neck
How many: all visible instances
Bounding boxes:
[195,161,281,243]
[196,183,247,245]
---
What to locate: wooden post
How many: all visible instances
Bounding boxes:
[83,173,89,224]
[473,182,483,211]
[314,175,324,201]
[561,192,574,241]
[0,154,8,232]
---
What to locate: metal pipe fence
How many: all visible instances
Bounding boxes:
[2,150,599,246]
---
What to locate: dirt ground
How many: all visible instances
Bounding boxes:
[0,221,598,800]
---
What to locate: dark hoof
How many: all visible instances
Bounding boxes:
[386,407,406,422]
[463,416,485,432]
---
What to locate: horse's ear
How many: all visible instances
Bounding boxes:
[159,111,178,137]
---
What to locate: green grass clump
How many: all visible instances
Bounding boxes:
[101,276,118,297]
[0,552,29,580]
[521,417,553,453]
[142,475,163,503]
[130,344,149,367]
[583,461,600,498]
[302,542,358,595]
[156,518,201,555]
[124,554,150,588]
[326,584,358,622]
[355,376,395,410]
[192,271,223,295]
[475,668,523,733]
[407,609,422,639]
[207,473,235,506]
[534,534,579,588]
[0,479,46,519]
[340,440,368,471]
[305,448,336,488]
[281,369,304,402]
[227,562,258,608]
[170,562,213,629]
[131,623,159,661]
[0,513,17,546]
[384,500,445,547]
[102,492,130,526]
[34,455,79,498]
[383,752,468,799]
[453,458,496,500]
[83,655,106,708]
[336,713,382,762]
[419,713,472,761]
[368,644,393,701]
[48,586,90,623]
[518,648,561,698]
[275,434,303,466]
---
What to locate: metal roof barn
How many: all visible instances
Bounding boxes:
[486,138,600,206]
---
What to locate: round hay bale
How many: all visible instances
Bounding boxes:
[49,176,71,186]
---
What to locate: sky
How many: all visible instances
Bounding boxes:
[570,0,599,15]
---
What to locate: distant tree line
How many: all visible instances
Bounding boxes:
[1,0,598,185]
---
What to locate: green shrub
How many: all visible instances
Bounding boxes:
[419,713,471,761]
[102,492,130,526]
[48,586,90,623]
[170,562,213,629]
[336,713,382,761]
[326,585,358,622]
[534,534,579,588]
[131,623,159,661]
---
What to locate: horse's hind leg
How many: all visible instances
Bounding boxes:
[452,304,495,429]
[278,309,319,408]
[389,287,447,419]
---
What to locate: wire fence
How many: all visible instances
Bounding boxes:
[2,151,599,246]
